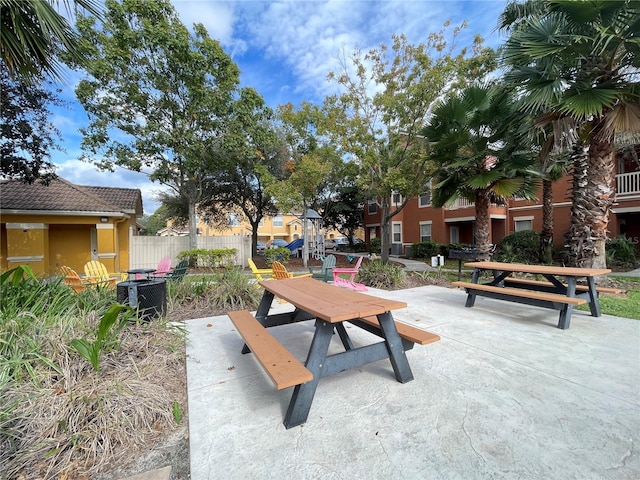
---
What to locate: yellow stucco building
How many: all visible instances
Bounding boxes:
[0,178,143,276]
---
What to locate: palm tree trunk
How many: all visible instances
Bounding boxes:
[474,189,492,261]
[565,141,591,267]
[585,127,615,269]
[540,178,554,264]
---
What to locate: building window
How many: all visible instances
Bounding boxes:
[419,191,431,207]
[392,222,402,243]
[515,218,533,231]
[420,223,432,242]
[368,200,378,214]
[392,192,402,205]
[273,215,283,227]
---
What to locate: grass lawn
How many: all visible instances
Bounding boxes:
[576,276,640,320]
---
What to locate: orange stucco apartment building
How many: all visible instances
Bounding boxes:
[364,148,640,255]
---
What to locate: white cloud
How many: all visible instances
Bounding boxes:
[55,158,167,215]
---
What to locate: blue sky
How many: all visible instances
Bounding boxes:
[51,0,509,214]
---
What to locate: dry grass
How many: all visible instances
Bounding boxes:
[1,319,186,480]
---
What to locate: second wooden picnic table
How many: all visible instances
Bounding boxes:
[453,261,615,329]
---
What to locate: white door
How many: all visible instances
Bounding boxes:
[90,228,98,261]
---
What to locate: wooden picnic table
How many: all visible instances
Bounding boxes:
[452,261,615,329]
[228,277,439,429]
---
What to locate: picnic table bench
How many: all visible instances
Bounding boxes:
[453,261,612,329]
[228,277,440,429]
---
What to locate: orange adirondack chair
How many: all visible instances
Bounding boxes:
[271,261,312,280]
[60,265,94,293]
[332,256,367,291]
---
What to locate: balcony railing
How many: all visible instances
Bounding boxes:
[617,171,640,196]
[446,198,474,210]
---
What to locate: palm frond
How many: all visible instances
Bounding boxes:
[559,84,621,120]
[603,102,640,135]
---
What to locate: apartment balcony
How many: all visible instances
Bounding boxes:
[445,198,474,210]
[617,171,640,197]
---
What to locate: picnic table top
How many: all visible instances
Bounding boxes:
[464,261,611,277]
[259,277,406,323]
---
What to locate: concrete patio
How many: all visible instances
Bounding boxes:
[185,285,639,480]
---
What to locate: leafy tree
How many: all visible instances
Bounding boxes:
[0,64,63,183]
[0,0,102,82]
[268,102,340,266]
[323,28,497,263]
[72,0,247,249]
[499,0,640,268]
[320,162,365,245]
[138,205,171,236]
[199,91,288,256]
[423,84,539,260]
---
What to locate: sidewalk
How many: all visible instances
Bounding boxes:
[185,284,639,480]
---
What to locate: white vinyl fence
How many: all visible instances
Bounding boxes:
[129,235,249,270]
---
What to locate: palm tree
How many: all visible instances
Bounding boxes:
[0,0,101,82]
[499,0,640,268]
[423,84,539,260]
[528,119,573,263]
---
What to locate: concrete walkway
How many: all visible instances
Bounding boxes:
[185,284,639,480]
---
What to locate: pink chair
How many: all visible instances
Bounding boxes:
[332,256,367,291]
[147,256,172,279]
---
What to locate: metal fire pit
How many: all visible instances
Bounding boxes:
[117,279,166,321]
[449,248,480,280]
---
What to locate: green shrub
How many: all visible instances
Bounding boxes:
[494,230,541,264]
[606,236,639,267]
[369,237,381,254]
[167,268,260,311]
[177,248,236,268]
[357,260,406,289]
[264,247,291,266]
[1,266,78,383]
[411,241,442,259]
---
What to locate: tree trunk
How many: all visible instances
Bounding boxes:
[565,129,615,269]
[474,189,491,261]
[188,201,198,251]
[585,128,615,269]
[250,219,260,257]
[565,142,591,267]
[380,197,391,264]
[540,178,554,264]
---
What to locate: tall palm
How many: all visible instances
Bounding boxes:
[423,84,539,260]
[499,0,640,268]
[0,0,101,82]
[529,119,573,263]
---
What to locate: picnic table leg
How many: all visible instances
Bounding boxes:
[471,268,480,283]
[376,312,414,383]
[242,290,275,354]
[284,319,334,429]
[585,277,602,317]
[557,277,577,330]
[464,268,481,307]
[334,323,354,350]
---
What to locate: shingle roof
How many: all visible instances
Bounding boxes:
[0,177,143,215]
[83,186,143,214]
